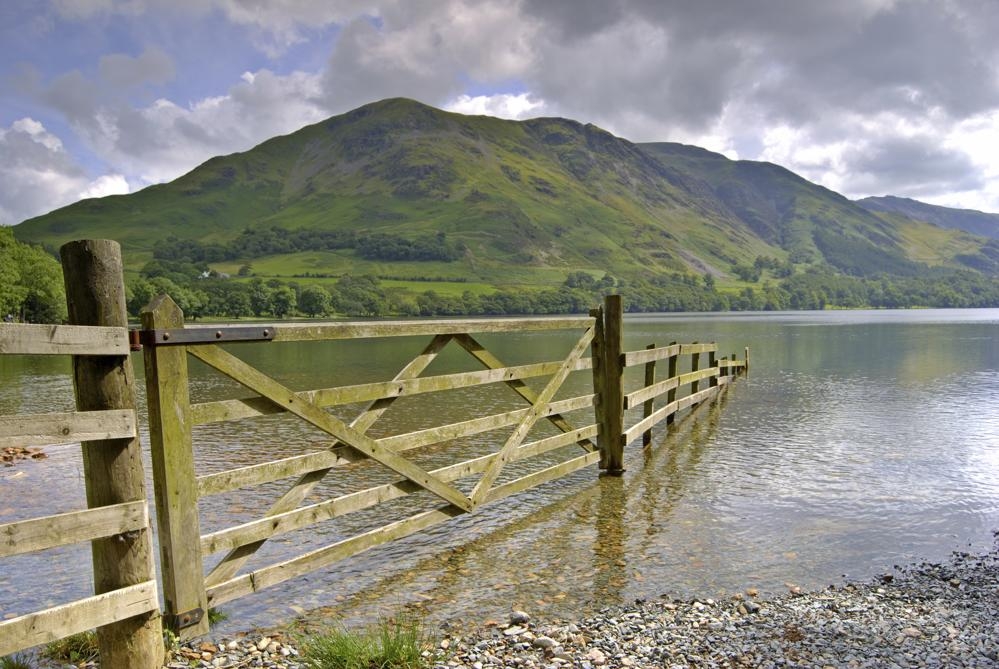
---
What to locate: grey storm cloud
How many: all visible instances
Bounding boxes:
[519,0,999,132]
[842,135,985,197]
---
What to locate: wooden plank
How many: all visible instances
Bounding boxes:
[689,342,701,398]
[0,580,158,657]
[621,343,681,368]
[596,295,625,473]
[0,501,147,558]
[266,317,595,341]
[679,342,717,354]
[208,506,464,606]
[201,424,598,555]
[196,394,595,497]
[141,294,209,639]
[203,335,458,587]
[624,376,679,410]
[485,451,601,503]
[190,358,593,425]
[453,333,597,452]
[0,410,135,448]
[469,326,594,506]
[623,367,717,409]
[666,342,678,427]
[178,317,596,347]
[377,394,595,454]
[623,386,720,444]
[0,323,129,356]
[625,398,679,444]
[642,343,656,447]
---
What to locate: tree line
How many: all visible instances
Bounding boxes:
[3,229,999,323]
[152,227,463,263]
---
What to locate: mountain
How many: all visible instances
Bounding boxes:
[857,195,999,240]
[14,98,999,291]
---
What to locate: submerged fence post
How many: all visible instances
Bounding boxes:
[642,343,656,447]
[666,341,678,426]
[60,240,164,669]
[141,294,210,638]
[594,295,625,474]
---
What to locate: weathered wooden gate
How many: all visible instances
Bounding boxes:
[139,295,601,637]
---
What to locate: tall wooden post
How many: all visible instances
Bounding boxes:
[141,294,210,638]
[60,240,164,669]
[642,343,656,447]
[708,350,717,389]
[744,346,751,375]
[596,295,624,474]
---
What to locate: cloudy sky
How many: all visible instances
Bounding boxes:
[3,0,999,225]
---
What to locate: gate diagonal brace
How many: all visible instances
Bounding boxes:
[202,334,454,588]
[452,333,597,453]
[187,344,472,512]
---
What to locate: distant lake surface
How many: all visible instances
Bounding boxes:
[2,309,997,634]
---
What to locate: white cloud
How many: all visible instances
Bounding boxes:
[38,67,327,187]
[445,93,546,120]
[79,174,130,199]
[0,118,121,224]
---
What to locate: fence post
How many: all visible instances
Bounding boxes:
[642,343,656,447]
[597,295,624,474]
[744,346,751,375]
[708,350,717,389]
[666,341,678,426]
[141,294,210,638]
[59,240,164,669]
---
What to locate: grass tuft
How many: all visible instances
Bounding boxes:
[41,631,98,664]
[299,618,433,669]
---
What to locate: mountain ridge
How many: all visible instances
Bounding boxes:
[13,98,999,288]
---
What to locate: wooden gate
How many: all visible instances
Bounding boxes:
[139,295,600,637]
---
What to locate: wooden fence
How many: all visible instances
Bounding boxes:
[0,241,163,667]
[0,240,747,663]
[139,293,746,638]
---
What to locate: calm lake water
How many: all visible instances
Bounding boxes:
[2,309,998,635]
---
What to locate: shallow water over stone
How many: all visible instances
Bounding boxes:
[2,309,997,635]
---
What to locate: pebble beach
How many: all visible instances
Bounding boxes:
[159,538,999,669]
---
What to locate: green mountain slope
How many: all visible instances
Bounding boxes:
[857,195,999,240]
[14,99,998,288]
[636,142,977,277]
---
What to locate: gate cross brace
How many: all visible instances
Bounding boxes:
[467,326,595,507]
[202,333,456,585]
[452,333,597,454]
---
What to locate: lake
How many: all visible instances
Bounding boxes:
[1,309,997,635]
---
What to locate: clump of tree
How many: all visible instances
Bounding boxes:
[152,227,462,264]
[0,228,66,323]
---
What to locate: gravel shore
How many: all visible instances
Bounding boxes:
[161,540,998,669]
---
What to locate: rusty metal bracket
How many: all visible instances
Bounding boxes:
[166,607,205,631]
[134,327,275,347]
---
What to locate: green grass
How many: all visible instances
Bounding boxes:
[298,618,433,669]
[42,631,98,665]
